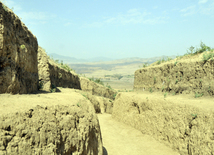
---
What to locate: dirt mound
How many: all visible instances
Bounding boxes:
[0,89,103,155]
[112,91,214,154]
[134,51,214,97]
[0,2,38,94]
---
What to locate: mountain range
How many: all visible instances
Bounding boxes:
[47,53,179,75]
[47,53,178,64]
[47,53,114,63]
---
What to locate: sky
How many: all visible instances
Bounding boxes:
[2,0,214,60]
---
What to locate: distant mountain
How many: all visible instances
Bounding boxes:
[47,53,178,64]
[47,53,114,63]
[46,53,179,74]
[47,53,86,63]
[87,57,114,62]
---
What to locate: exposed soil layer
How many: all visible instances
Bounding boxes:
[134,51,214,97]
[0,88,103,155]
[112,90,214,155]
[98,113,179,155]
[0,2,38,94]
[0,88,186,155]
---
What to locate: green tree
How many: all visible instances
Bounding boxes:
[113,74,123,80]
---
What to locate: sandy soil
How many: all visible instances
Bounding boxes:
[98,113,180,155]
[102,78,134,90]
[131,90,214,112]
[0,88,183,155]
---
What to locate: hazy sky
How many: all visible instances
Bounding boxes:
[2,0,214,59]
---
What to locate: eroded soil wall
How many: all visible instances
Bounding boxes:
[80,77,117,100]
[0,2,38,94]
[0,97,103,155]
[134,52,214,96]
[112,92,214,155]
[38,46,81,91]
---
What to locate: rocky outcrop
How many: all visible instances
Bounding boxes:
[112,92,214,155]
[134,52,214,96]
[38,46,81,92]
[80,77,117,100]
[0,104,103,155]
[0,2,38,94]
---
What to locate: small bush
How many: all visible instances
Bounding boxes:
[95,78,104,85]
[47,57,74,72]
[157,60,161,65]
[154,77,156,82]
[208,86,211,92]
[60,64,73,72]
[174,61,178,66]
[161,58,166,62]
[38,81,44,90]
[106,83,112,89]
[82,94,88,100]
[196,42,211,54]
[89,77,104,86]
[201,52,214,62]
[186,46,195,55]
[50,88,56,93]
[59,73,62,78]
[175,79,178,84]
[113,93,117,100]
[195,92,203,98]
[162,87,164,91]
[20,44,26,49]
[176,55,180,59]
[113,74,123,80]
[191,114,198,119]
[50,84,56,93]
[164,92,167,98]
[149,88,153,93]
[167,57,172,61]
[186,41,213,56]
[2,4,8,11]
[141,62,149,68]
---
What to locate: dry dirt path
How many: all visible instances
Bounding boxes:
[97,113,180,155]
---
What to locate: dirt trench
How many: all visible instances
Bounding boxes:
[98,113,179,155]
[0,88,181,155]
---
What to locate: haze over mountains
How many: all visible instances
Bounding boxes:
[48,53,114,63]
[48,53,177,64]
[47,53,178,75]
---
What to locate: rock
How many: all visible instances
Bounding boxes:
[37,46,81,92]
[0,104,103,155]
[0,2,38,94]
